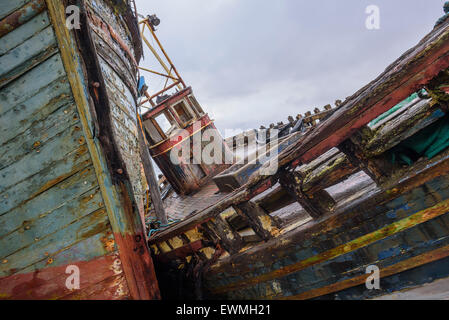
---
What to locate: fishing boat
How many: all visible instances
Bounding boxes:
[3,0,449,301]
[0,0,160,300]
[144,6,449,300]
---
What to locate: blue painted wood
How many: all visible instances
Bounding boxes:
[0,26,58,87]
[0,0,30,20]
[226,214,449,299]
[0,122,85,192]
[319,256,449,300]
[0,150,92,215]
[0,54,65,115]
[0,77,72,145]
[0,11,50,56]
[0,207,110,277]
[0,101,78,170]
[207,174,449,287]
[0,187,104,259]
[21,230,116,274]
[0,166,99,237]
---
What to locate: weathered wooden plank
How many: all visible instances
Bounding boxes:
[0,11,50,55]
[234,202,280,240]
[0,252,124,300]
[99,57,137,120]
[206,165,449,284]
[0,166,99,237]
[0,148,92,215]
[0,0,31,21]
[137,114,168,225]
[0,207,110,277]
[227,230,449,300]
[257,216,449,300]
[284,247,449,300]
[0,188,104,259]
[208,199,449,295]
[254,185,296,214]
[297,148,340,175]
[0,54,65,115]
[61,273,129,300]
[92,31,137,98]
[20,230,116,275]
[302,153,357,195]
[338,136,394,185]
[50,0,160,299]
[0,25,58,88]
[207,217,244,254]
[0,77,72,145]
[279,170,336,219]
[365,100,446,156]
[0,122,86,192]
[0,101,78,170]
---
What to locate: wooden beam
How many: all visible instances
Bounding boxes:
[338,131,394,186]
[234,202,280,241]
[137,115,168,225]
[279,170,336,219]
[205,218,244,254]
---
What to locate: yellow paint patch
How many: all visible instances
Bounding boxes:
[259,215,280,236]
[159,241,172,253]
[0,293,10,299]
[150,244,160,255]
[185,228,203,242]
[168,236,184,249]
[200,247,216,260]
[220,207,237,220]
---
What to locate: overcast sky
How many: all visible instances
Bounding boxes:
[135,0,444,136]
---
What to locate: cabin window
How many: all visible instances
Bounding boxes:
[173,101,194,124]
[144,120,164,144]
[188,95,205,116]
[154,111,177,136]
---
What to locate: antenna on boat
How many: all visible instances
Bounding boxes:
[138,14,186,108]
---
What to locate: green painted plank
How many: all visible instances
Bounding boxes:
[0,166,100,237]
[0,187,104,259]
[0,207,111,277]
[0,54,65,115]
[0,122,85,192]
[0,102,78,170]
[0,149,92,216]
[0,0,30,20]
[0,26,57,88]
[0,77,72,145]
[0,11,50,56]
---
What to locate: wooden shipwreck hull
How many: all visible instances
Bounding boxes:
[0,0,160,299]
[148,17,449,300]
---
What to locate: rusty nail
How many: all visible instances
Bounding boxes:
[92,82,100,88]
[117,169,123,174]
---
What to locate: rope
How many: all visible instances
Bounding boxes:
[146,216,180,238]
